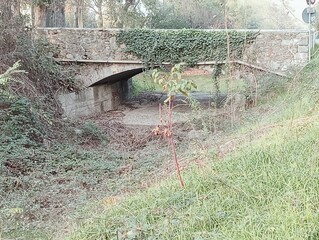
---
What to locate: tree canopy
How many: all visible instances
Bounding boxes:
[0,0,309,29]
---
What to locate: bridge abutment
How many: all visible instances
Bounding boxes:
[58,82,122,117]
[121,78,133,101]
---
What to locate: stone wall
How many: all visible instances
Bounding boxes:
[34,28,309,74]
[58,82,122,117]
[243,30,309,73]
[34,28,138,61]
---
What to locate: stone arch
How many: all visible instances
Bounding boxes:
[89,67,146,87]
[58,65,158,117]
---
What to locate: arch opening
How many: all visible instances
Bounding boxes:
[89,68,146,87]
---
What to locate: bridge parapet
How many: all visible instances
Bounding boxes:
[34,28,138,62]
[242,30,309,73]
[34,28,309,74]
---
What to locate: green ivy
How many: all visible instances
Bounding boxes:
[117,29,258,66]
[0,97,47,147]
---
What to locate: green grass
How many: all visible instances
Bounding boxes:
[67,55,319,239]
[132,72,160,95]
[67,121,319,240]
[132,71,246,95]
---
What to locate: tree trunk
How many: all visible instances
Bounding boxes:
[0,1,13,23]
[77,0,84,28]
[46,0,66,27]
[74,0,84,28]
[34,4,47,27]
[74,3,78,27]
[12,0,20,18]
[97,5,103,28]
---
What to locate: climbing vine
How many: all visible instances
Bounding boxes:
[117,29,258,66]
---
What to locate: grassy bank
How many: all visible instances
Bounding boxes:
[67,56,319,239]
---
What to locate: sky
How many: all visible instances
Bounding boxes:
[285,0,317,23]
[240,0,316,28]
[290,0,309,20]
[291,0,309,12]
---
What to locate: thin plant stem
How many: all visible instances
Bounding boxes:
[168,97,185,188]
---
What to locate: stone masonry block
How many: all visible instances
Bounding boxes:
[298,46,309,53]
[270,61,281,70]
[66,53,74,59]
[294,52,308,61]
[298,38,309,46]
[282,40,293,46]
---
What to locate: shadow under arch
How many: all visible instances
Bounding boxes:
[89,66,159,87]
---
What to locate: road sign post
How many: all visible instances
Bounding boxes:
[303,3,316,62]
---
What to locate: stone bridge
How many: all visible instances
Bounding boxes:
[34,28,310,117]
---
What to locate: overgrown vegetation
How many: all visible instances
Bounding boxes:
[0,7,100,239]
[132,70,250,97]
[2,1,316,240]
[66,47,319,239]
[68,121,319,239]
[117,29,258,66]
[0,14,76,148]
[131,71,158,96]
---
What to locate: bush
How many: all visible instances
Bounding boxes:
[0,13,78,147]
[0,97,48,146]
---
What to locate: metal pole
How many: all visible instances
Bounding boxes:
[309,19,311,62]
[308,6,311,62]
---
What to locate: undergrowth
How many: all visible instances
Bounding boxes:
[0,14,78,150]
[0,14,111,239]
[69,122,319,239]
[67,53,319,239]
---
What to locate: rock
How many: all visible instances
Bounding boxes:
[66,53,74,59]
[74,128,83,135]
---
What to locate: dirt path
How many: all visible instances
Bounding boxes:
[119,92,216,126]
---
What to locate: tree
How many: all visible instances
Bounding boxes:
[228,0,303,29]
[264,2,296,29]
[152,64,197,188]
[33,0,66,27]
[86,0,104,27]
[142,0,186,29]
[75,0,84,27]
[226,0,261,29]
[0,0,22,22]
[142,0,225,29]
[46,0,66,27]
[33,2,47,27]
[172,0,225,28]
[116,0,145,28]
[28,0,302,29]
